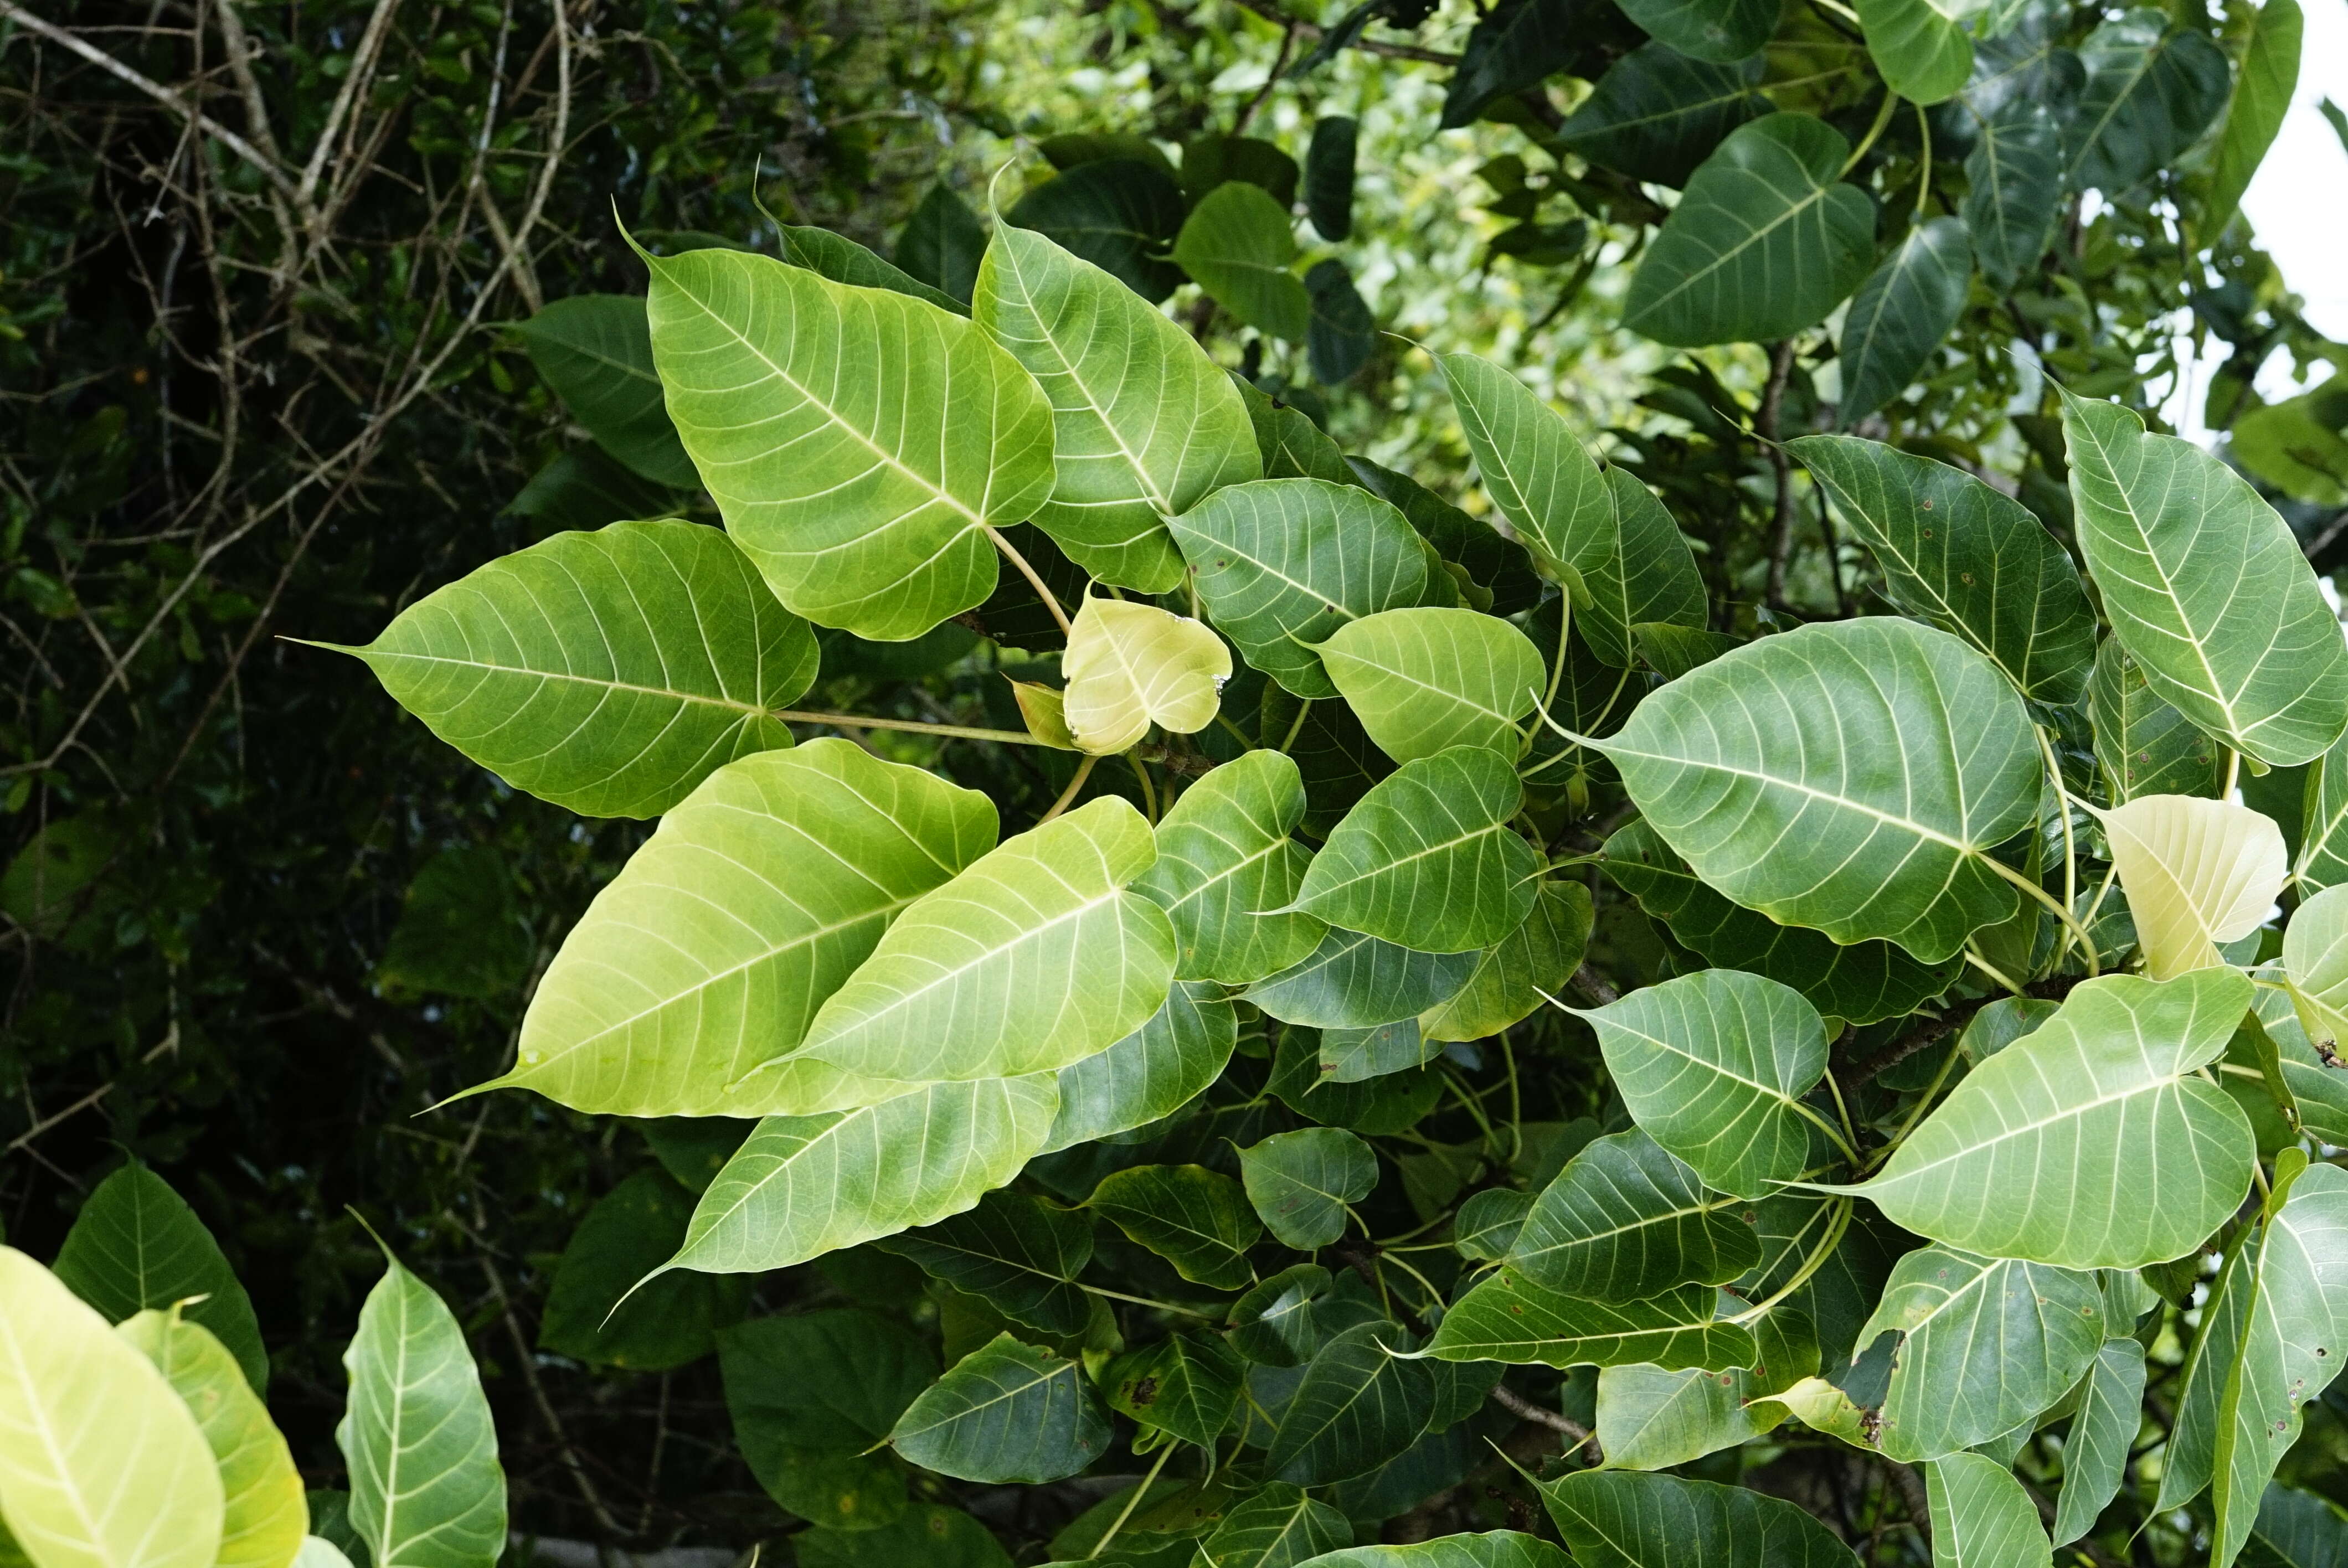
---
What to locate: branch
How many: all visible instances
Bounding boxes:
[1569,962,1619,1008]
[1760,339,1800,613]
[1487,1384,1600,1458]
[1222,0,1460,65]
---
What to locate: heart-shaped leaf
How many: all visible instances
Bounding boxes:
[1831,219,1973,425]
[1063,595,1232,755]
[117,1310,307,1568]
[1267,1322,1436,1486]
[1558,44,1770,188]
[1856,0,1977,103]
[2099,795,2288,979]
[1962,100,2068,290]
[1434,354,1615,625]
[53,1160,270,1393]
[1317,607,1545,762]
[1428,1272,1756,1370]
[1593,1309,1816,1471]
[1191,1481,1352,1566]
[1508,1129,1762,1301]
[1103,1332,1247,1447]
[1420,881,1594,1043]
[1295,747,1540,954]
[1539,1470,1863,1567]
[1004,158,1188,302]
[1132,750,1325,985]
[2070,11,2231,193]
[1239,1128,1377,1249]
[1175,183,1309,341]
[1247,927,1482,1029]
[894,183,987,306]
[890,1333,1111,1484]
[1088,1163,1262,1289]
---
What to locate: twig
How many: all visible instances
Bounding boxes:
[295,0,404,211]
[2303,507,2348,564]
[1568,962,1619,1007]
[1235,20,1296,131]
[6,1023,179,1153]
[1487,1384,1599,1457]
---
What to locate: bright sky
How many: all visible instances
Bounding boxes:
[2240,0,2348,344]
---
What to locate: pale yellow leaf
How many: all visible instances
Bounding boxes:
[1062,595,1231,755]
[2099,794,2287,979]
[116,1312,306,1568]
[0,1249,223,1568]
[1007,679,1078,751]
[2283,883,2348,1057]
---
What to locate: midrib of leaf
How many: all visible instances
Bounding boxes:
[1518,1193,1734,1258]
[994,247,1173,512]
[810,884,1127,1041]
[668,266,986,528]
[1638,170,1840,317]
[1157,834,1291,917]
[687,1095,912,1241]
[362,649,771,718]
[1201,530,1359,617]
[2071,44,2162,174]
[896,1363,1068,1444]
[0,1306,109,1557]
[1449,390,1546,530]
[1308,817,1513,901]
[1876,1074,2196,1185]
[1345,651,1521,724]
[1603,740,1978,852]
[1596,83,1757,135]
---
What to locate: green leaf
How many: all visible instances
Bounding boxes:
[894,184,988,306]
[327,519,815,819]
[2071,11,2232,194]
[1832,218,1972,423]
[1247,929,1480,1030]
[1040,981,1239,1154]
[1345,458,1543,619]
[1842,969,2257,1267]
[337,1244,506,1568]
[1192,1482,1351,1567]
[1601,820,1961,1027]
[2063,389,2348,766]
[1104,1332,1246,1446]
[717,1311,927,1529]
[2207,0,2300,236]
[1455,1190,1536,1262]
[1420,880,1593,1043]
[505,740,991,1117]
[1441,0,1587,128]
[1507,1129,1762,1302]
[1854,1246,2104,1462]
[2051,1338,2145,1546]
[795,797,1175,1086]
[1305,261,1376,386]
[1305,118,1358,242]
[1230,1265,1335,1368]
[509,295,699,488]
[1294,748,1539,953]
[875,1190,1095,1334]
[889,1333,1111,1484]
[1171,478,1432,699]
[1616,0,1778,63]
[1427,1273,1756,1370]
[1589,470,1708,668]
[1594,1308,1816,1471]
[2288,886,2348,1054]
[2242,1486,2348,1568]
[0,1249,223,1568]
[1623,114,1876,348]
[1239,1128,1378,1249]
[53,1161,270,1394]
[1589,616,2043,962]
[1926,1452,2052,1568]
[779,224,967,313]
[1557,44,1770,188]
[644,247,1057,642]
[1175,184,1309,341]
[668,1076,1060,1273]
[1063,596,1232,754]
[1182,135,1301,207]
[2086,638,2223,802]
[1539,1470,1862,1567]
[1789,436,2097,703]
[1962,100,2068,290]
[2231,385,2348,507]
[117,1311,307,1568]
[974,224,1259,592]
[1089,1163,1261,1290]
[1132,751,1326,986]
[1317,1017,1430,1084]
[1268,1028,1445,1134]
[377,846,529,1003]
[1856,0,1976,104]
[1006,159,1189,303]
[1266,1322,1437,1486]
[1297,1535,1570,1567]
[539,1169,749,1369]
[2303,729,2348,896]
[1572,969,1832,1200]
[795,1506,1011,1568]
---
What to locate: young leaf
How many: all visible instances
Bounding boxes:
[1427,1273,1757,1370]
[795,797,1175,1085]
[1507,1129,1762,1302]
[52,1160,270,1393]
[1062,595,1231,755]
[2206,0,2301,236]
[1265,1322,1437,1486]
[1594,1309,1817,1471]
[0,1250,224,1568]
[1434,354,1616,631]
[1088,1163,1262,1290]
[717,1309,934,1526]
[1925,1452,2053,1568]
[337,1245,506,1568]
[667,1076,1060,1273]
[2061,388,2348,767]
[1856,0,1975,104]
[1171,478,1432,698]
[1245,927,1480,1029]
[643,247,1057,641]
[1842,969,2257,1268]
[874,1190,1095,1333]
[889,1333,1111,1484]
[1832,218,1973,425]
[1588,469,1708,668]
[1572,969,1832,1200]
[1789,435,2097,703]
[1039,981,1239,1153]
[1557,45,1770,188]
[2070,11,2232,193]
[1103,1332,1245,1446]
[1623,114,1876,348]
[1420,881,1594,1043]
[323,519,816,819]
[538,1169,749,1369]
[1132,750,1326,986]
[1855,1246,2104,1461]
[1614,0,1778,62]
[1174,183,1309,341]
[1601,821,1961,1026]
[1191,1481,1351,1566]
[1004,159,1188,302]
[1588,617,2042,962]
[509,295,699,488]
[1540,1469,1863,1567]
[894,184,987,305]
[1316,607,1544,763]
[1294,747,1540,954]
[974,223,1260,591]
[2050,1338,2146,1546]
[507,741,993,1118]
[117,1311,307,1568]
[1239,1128,1377,1249]
[1962,100,2067,290]
[2086,639,2223,802]
[2099,795,2288,979]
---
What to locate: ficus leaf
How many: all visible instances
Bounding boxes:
[509,294,699,488]
[538,1169,749,1370]
[2098,795,2288,979]
[1102,1332,1245,1447]
[1557,44,1770,188]
[1594,1308,1816,1471]
[1038,979,1239,1154]
[1426,1272,1757,1370]
[1131,750,1326,985]
[1316,607,1544,763]
[1004,159,1188,302]
[1614,0,1778,63]
[1507,1129,1762,1302]
[1062,595,1230,755]
[1174,183,1309,341]
[1191,1481,1351,1566]
[1419,880,1593,1044]
[2050,1337,2146,1546]
[2086,639,2223,802]
[1925,1452,2052,1568]
[874,1190,1096,1334]
[1265,1322,1436,1486]
[116,1311,308,1568]
[889,1333,1111,1484]
[1855,0,1976,104]
[1245,927,1480,1030]
[1298,1535,1571,1566]
[1238,1128,1377,1250]
[1088,1163,1262,1290]
[1539,1470,1862,1567]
